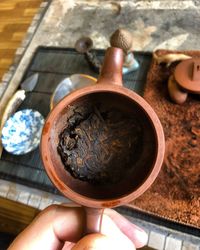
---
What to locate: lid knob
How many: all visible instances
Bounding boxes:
[192,61,200,81]
[174,58,200,94]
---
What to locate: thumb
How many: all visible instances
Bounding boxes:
[72,233,135,250]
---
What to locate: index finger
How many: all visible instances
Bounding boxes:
[8,205,85,250]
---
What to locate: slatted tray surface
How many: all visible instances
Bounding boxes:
[0,47,152,194]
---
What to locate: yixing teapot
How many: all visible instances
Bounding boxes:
[41,46,165,234]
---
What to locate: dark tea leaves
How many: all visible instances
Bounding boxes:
[57,104,142,185]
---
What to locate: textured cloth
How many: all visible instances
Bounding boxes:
[130,50,200,229]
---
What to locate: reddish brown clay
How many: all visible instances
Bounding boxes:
[85,207,104,234]
[131,49,200,229]
[41,47,165,233]
[174,58,200,94]
[168,75,188,104]
[97,47,123,85]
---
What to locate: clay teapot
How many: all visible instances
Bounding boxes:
[41,46,165,234]
[168,58,200,104]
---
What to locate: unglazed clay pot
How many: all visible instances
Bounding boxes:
[168,58,200,104]
[41,47,165,234]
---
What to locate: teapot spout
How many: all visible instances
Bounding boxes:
[97,47,123,86]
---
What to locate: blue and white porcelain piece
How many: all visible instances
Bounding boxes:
[1,109,44,155]
[123,53,140,74]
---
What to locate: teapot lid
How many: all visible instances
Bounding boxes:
[174,58,200,94]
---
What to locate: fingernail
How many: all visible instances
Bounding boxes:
[135,229,148,245]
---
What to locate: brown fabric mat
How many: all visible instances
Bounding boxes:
[129,50,200,229]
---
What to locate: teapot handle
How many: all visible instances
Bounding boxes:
[84,207,104,234]
[97,47,123,86]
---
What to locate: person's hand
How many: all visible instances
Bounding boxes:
[8,204,148,250]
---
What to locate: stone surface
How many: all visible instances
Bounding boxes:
[2,72,13,82]
[17,191,30,204]
[31,1,200,51]
[182,241,200,250]
[0,182,9,198]
[165,236,182,250]
[1,0,200,115]
[122,212,200,249]
[6,184,20,201]
[16,48,25,56]
[28,194,42,208]
[148,231,166,249]
[39,197,53,210]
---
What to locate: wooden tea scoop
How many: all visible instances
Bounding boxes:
[153,52,191,67]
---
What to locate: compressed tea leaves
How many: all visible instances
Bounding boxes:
[57,103,142,185]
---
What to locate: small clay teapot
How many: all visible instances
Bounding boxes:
[168,58,200,104]
[41,46,165,234]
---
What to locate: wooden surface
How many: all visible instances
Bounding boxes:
[0,0,43,81]
[0,197,39,235]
